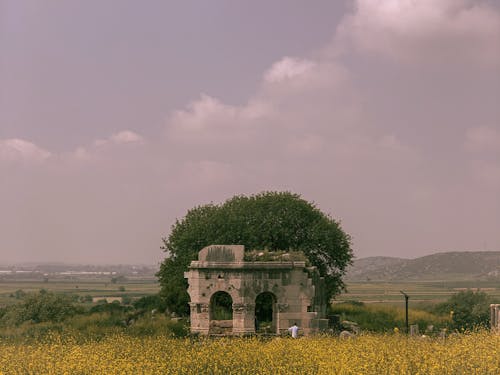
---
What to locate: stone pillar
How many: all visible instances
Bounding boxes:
[232,302,255,335]
[277,303,289,334]
[410,324,419,336]
[190,302,210,335]
[491,304,500,333]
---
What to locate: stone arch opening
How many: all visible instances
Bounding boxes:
[209,291,233,334]
[255,292,277,333]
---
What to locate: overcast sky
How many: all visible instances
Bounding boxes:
[1,0,499,264]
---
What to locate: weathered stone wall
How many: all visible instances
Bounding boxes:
[185,245,327,336]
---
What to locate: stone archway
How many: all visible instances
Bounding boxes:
[185,245,328,336]
[209,291,233,334]
[255,292,277,334]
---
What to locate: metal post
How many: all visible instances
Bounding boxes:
[400,291,409,334]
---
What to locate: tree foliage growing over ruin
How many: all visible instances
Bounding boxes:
[157,191,353,316]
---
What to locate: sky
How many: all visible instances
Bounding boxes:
[1,0,499,264]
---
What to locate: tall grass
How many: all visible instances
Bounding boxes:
[0,313,188,342]
[331,301,449,332]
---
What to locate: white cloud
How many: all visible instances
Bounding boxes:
[93,139,108,147]
[0,138,51,163]
[70,130,145,161]
[264,57,315,83]
[169,95,236,133]
[3,1,499,263]
[337,0,500,66]
[261,59,350,100]
[167,94,269,146]
[156,0,500,261]
[90,130,144,148]
[110,130,144,144]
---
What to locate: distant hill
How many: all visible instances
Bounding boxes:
[345,251,500,281]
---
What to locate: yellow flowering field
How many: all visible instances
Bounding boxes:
[0,332,499,374]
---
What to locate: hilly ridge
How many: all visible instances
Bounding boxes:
[345,251,500,281]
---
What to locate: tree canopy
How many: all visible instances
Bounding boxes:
[157,191,353,315]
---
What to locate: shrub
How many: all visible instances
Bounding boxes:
[79,295,93,303]
[88,301,130,315]
[14,289,26,299]
[435,290,492,330]
[0,291,82,326]
[133,295,167,312]
[166,319,189,337]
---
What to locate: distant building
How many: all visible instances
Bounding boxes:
[92,296,123,304]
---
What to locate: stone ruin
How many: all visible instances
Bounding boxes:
[184,245,329,335]
[491,304,500,333]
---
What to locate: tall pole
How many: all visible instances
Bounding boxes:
[400,291,409,334]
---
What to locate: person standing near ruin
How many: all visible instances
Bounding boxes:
[288,323,299,338]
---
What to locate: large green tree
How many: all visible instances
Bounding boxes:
[157,191,353,315]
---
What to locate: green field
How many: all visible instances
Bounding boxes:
[336,280,500,305]
[0,277,159,306]
[3,277,499,308]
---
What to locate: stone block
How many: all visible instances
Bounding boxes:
[199,245,244,262]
